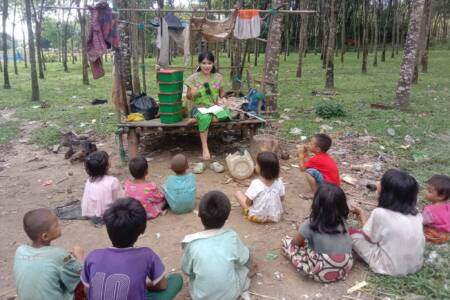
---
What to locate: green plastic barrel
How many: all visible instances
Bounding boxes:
[159,81,183,93]
[158,92,182,103]
[160,111,183,124]
[157,69,184,82]
[159,102,182,114]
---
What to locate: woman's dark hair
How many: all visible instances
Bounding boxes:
[85,151,109,181]
[103,197,147,248]
[427,174,450,201]
[199,191,231,229]
[196,50,217,73]
[257,151,280,181]
[129,156,148,179]
[378,169,419,215]
[309,183,349,234]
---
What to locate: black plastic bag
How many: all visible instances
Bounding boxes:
[130,93,159,120]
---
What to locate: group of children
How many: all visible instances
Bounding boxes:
[13,133,450,300]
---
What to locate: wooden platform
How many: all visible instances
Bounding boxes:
[118,118,265,158]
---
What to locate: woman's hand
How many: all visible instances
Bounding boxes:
[218,97,230,107]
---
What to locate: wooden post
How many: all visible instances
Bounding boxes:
[127,128,139,158]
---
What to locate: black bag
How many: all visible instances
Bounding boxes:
[130,93,159,120]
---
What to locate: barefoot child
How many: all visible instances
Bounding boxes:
[163,154,197,214]
[182,191,256,300]
[235,151,285,223]
[81,151,122,218]
[297,134,340,195]
[422,175,450,244]
[81,198,183,300]
[351,169,425,276]
[14,208,84,300]
[282,183,353,282]
[124,156,166,219]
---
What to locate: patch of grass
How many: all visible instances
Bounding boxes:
[29,126,63,147]
[0,121,19,144]
[368,244,450,299]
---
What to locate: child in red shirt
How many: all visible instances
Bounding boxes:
[297,134,340,195]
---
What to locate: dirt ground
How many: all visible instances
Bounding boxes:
[0,113,372,300]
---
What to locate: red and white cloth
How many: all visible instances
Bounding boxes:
[233,9,261,40]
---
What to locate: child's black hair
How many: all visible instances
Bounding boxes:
[103,197,147,248]
[257,151,280,181]
[313,134,332,152]
[199,191,231,229]
[129,156,148,180]
[309,183,349,234]
[196,50,217,73]
[378,169,418,215]
[427,175,450,201]
[85,151,109,182]
[23,208,54,241]
[171,154,189,175]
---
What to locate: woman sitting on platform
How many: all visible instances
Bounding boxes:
[185,51,231,161]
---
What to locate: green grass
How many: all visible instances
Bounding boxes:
[1,50,449,298]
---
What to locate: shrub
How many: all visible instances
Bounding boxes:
[315,101,345,119]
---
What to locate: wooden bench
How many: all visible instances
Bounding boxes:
[117,118,265,158]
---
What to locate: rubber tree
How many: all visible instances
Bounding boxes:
[2,0,11,88]
[296,0,309,78]
[325,0,337,89]
[12,0,18,75]
[76,0,89,85]
[25,0,40,101]
[394,0,425,108]
[361,0,369,74]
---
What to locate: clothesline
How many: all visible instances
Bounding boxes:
[43,6,317,15]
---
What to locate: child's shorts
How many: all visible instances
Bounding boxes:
[243,208,274,224]
[306,168,324,185]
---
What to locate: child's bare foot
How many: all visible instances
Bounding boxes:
[247,262,258,278]
[187,118,197,125]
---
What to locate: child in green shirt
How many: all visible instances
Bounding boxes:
[14,208,84,300]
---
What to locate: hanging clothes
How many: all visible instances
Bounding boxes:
[190,10,238,43]
[86,1,119,79]
[156,17,170,68]
[233,9,261,39]
[169,24,191,66]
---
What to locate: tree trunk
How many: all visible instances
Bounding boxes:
[391,0,398,58]
[2,0,11,89]
[421,0,432,72]
[395,2,400,56]
[231,38,241,93]
[141,23,147,94]
[296,0,309,78]
[71,39,75,64]
[313,0,320,55]
[373,0,380,66]
[76,0,89,85]
[325,0,336,90]
[340,0,346,64]
[321,1,329,69]
[361,0,369,74]
[119,8,133,94]
[131,8,141,95]
[413,0,430,84]
[32,0,45,79]
[262,0,284,112]
[25,0,40,101]
[41,51,46,71]
[62,8,72,73]
[12,2,18,75]
[394,0,425,108]
[381,0,392,62]
[22,29,28,68]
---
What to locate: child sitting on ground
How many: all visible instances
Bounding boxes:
[81,197,183,300]
[124,156,166,219]
[14,208,84,300]
[297,133,340,195]
[163,154,197,214]
[81,151,122,218]
[281,183,353,282]
[351,169,425,276]
[422,174,450,244]
[235,151,285,223]
[182,191,257,300]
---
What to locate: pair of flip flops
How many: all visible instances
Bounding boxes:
[193,161,225,174]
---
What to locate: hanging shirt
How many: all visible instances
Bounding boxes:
[234,9,261,39]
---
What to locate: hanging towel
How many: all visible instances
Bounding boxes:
[86,1,119,79]
[156,17,170,67]
[233,9,261,40]
[190,10,238,43]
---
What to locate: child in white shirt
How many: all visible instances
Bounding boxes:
[235,151,285,223]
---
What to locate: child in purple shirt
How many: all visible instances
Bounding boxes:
[81,197,183,300]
